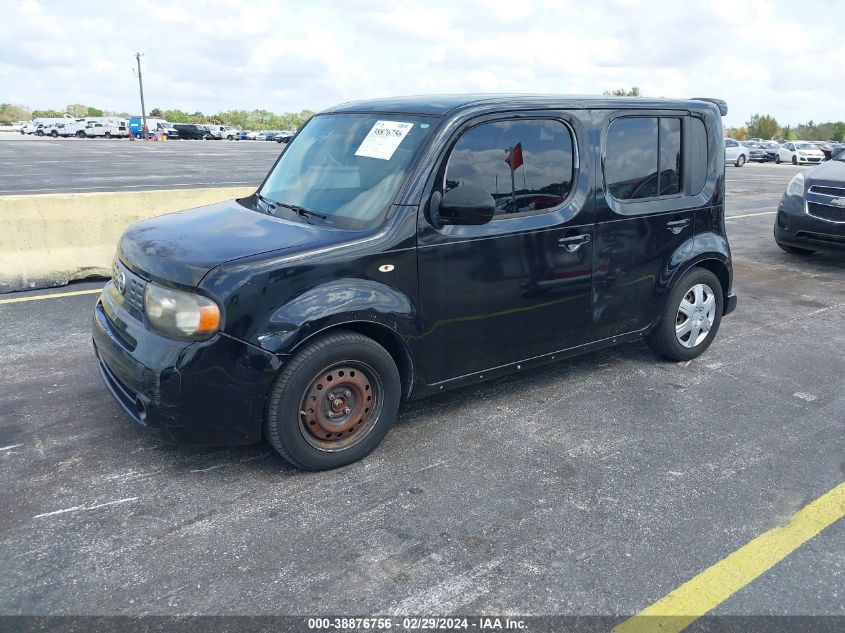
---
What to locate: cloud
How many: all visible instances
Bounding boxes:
[0,0,842,127]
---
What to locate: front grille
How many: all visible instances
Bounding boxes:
[807,202,845,222]
[809,185,845,197]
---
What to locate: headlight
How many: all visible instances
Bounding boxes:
[785,172,805,197]
[144,283,220,341]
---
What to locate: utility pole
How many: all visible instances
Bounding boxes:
[135,52,147,140]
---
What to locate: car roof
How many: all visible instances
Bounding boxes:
[324,94,724,117]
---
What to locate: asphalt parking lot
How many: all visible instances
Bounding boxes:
[0,137,283,194]
[1,162,843,626]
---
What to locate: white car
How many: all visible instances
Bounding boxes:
[724,138,749,167]
[775,141,824,165]
[204,124,239,140]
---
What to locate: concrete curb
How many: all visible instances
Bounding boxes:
[0,187,254,293]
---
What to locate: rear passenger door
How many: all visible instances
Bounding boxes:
[592,113,703,339]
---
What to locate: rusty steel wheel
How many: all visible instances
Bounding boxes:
[266,330,400,470]
[298,361,383,452]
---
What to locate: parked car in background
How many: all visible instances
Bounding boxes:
[775,150,845,254]
[129,118,179,139]
[818,142,845,161]
[743,141,770,162]
[239,130,257,140]
[173,124,213,140]
[204,124,239,140]
[275,130,294,143]
[724,138,749,167]
[776,141,824,165]
[54,120,90,138]
[761,141,780,162]
[84,120,129,139]
[41,122,62,137]
[254,131,268,141]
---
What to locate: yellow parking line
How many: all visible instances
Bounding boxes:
[0,287,103,305]
[614,480,845,633]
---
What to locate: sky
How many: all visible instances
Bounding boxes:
[2,0,844,127]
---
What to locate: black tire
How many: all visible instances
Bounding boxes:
[792,155,797,165]
[646,268,724,362]
[775,154,781,164]
[104,131,111,139]
[36,130,43,136]
[266,330,401,470]
[51,130,58,138]
[776,241,814,255]
[76,130,85,138]
[735,154,746,167]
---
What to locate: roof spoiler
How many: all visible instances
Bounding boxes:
[691,98,728,116]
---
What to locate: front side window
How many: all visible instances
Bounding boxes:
[605,116,684,201]
[445,119,574,216]
[260,114,435,230]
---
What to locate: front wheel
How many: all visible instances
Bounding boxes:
[266,330,401,470]
[775,154,781,164]
[104,131,111,139]
[792,155,798,165]
[646,268,724,361]
[735,154,746,167]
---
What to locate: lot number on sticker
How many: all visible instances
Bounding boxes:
[355,121,414,160]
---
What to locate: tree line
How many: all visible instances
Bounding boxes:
[725,113,845,142]
[0,102,315,131]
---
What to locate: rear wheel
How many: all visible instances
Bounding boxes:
[776,241,814,255]
[792,154,797,165]
[735,154,746,167]
[266,330,401,470]
[104,131,111,139]
[775,154,781,164]
[646,268,723,362]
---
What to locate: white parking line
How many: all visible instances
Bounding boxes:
[726,211,776,220]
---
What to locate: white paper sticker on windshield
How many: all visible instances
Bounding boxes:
[354,120,414,160]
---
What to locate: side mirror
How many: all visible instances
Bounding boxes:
[429,184,495,228]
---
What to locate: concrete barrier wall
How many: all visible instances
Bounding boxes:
[0,187,254,293]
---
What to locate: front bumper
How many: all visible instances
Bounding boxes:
[795,155,823,164]
[92,282,283,446]
[775,195,845,253]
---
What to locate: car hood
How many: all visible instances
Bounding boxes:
[806,159,845,187]
[118,198,337,288]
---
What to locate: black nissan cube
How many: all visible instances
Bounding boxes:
[93,94,737,470]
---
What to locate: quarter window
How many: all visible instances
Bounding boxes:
[605,116,684,200]
[445,119,574,217]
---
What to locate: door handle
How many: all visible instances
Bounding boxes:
[666,218,690,234]
[557,233,591,252]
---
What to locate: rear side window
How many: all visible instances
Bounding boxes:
[445,119,574,217]
[689,118,707,194]
[605,116,684,200]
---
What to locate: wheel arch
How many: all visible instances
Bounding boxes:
[674,254,731,314]
[291,320,415,402]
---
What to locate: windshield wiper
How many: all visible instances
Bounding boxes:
[275,202,328,221]
[255,192,277,211]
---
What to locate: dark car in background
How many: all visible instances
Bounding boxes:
[743,141,771,162]
[93,94,736,470]
[275,130,294,143]
[818,142,845,161]
[775,152,845,255]
[761,141,780,161]
[173,124,213,140]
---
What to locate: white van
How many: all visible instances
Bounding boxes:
[84,119,129,139]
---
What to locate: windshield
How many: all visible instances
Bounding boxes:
[259,113,435,230]
[796,143,817,150]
